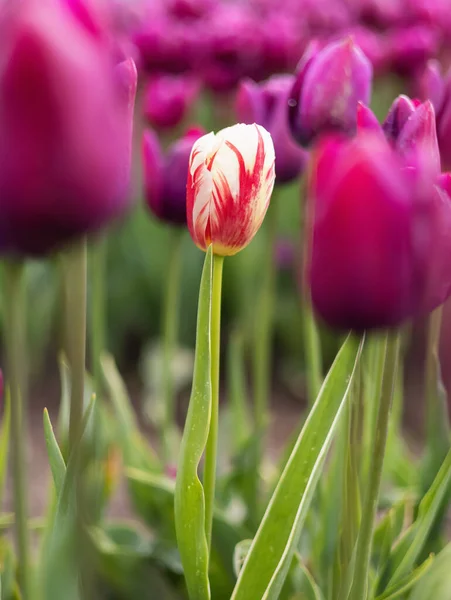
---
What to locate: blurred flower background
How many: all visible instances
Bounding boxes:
[6,0,451,524]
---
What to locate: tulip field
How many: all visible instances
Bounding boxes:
[3,0,451,599]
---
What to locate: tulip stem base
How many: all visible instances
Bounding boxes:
[65,238,88,451]
[349,331,401,600]
[90,234,107,399]
[204,253,224,552]
[161,228,184,464]
[4,261,31,600]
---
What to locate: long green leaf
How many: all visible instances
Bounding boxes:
[231,334,364,600]
[375,555,434,600]
[410,543,451,600]
[175,247,213,600]
[0,392,10,503]
[382,443,451,589]
[43,408,66,496]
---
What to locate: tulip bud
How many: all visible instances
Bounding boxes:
[187,123,275,256]
[236,76,307,184]
[288,37,373,148]
[412,60,445,115]
[307,132,451,331]
[382,94,417,143]
[143,127,205,226]
[0,0,137,256]
[356,102,383,136]
[396,101,441,173]
[436,80,451,170]
[143,74,200,130]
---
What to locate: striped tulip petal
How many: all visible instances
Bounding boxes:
[187,123,275,256]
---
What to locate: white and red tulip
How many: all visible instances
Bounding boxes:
[186,123,275,256]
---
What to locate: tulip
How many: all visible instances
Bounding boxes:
[143,127,205,226]
[412,60,445,115]
[200,4,264,91]
[187,123,275,256]
[288,37,373,148]
[236,76,307,184]
[395,100,441,172]
[0,0,137,256]
[387,25,439,76]
[356,102,383,135]
[143,74,200,130]
[382,94,418,143]
[307,132,451,331]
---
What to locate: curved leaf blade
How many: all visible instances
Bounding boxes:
[175,247,213,600]
[231,334,364,600]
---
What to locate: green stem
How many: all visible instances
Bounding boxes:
[65,239,88,452]
[203,254,224,552]
[90,235,107,399]
[425,306,444,443]
[349,331,401,600]
[302,295,323,406]
[4,261,31,600]
[253,202,277,441]
[161,228,184,462]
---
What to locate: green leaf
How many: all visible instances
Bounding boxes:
[175,247,213,600]
[101,354,159,471]
[43,408,66,495]
[231,334,364,600]
[381,442,451,590]
[375,555,434,600]
[372,499,409,577]
[0,539,15,600]
[39,399,96,600]
[291,555,325,600]
[410,543,451,600]
[0,392,10,504]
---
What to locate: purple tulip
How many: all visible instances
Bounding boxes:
[382,95,418,143]
[288,37,373,148]
[200,4,263,91]
[387,25,439,76]
[0,0,137,256]
[356,102,383,135]
[307,132,451,331]
[411,60,446,114]
[143,74,200,130]
[142,128,205,226]
[395,100,441,172]
[236,75,307,184]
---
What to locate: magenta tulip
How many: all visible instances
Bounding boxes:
[0,0,137,256]
[236,75,307,184]
[307,132,451,331]
[288,37,373,148]
[143,74,200,130]
[143,128,205,226]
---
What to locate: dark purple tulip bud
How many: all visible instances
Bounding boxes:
[396,101,441,173]
[236,75,307,184]
[142,127,205,226]
[288,37,373,148]
[382,95,418,144]
[143,74,200,130]
[435,78,451,170]
[307,132,451,331]
[0,0,137,256]
[416,172,451,314]
[412,60,446,115]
